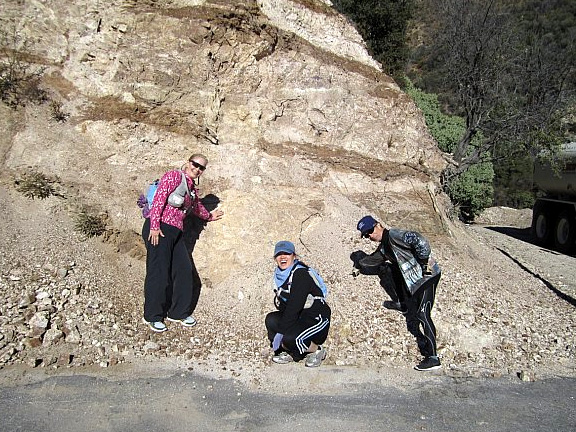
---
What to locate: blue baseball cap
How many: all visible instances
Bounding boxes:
[357,215,378,237]
[274,240,296,257]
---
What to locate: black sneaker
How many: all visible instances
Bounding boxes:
[383,301,407,312]
[414,356,441,371]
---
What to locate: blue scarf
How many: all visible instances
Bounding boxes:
[274,260,300,288]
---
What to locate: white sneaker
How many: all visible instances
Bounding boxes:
[166,315,197,327]
[272,352,294,364]
[142,318,168,333]
[305,347,327,367]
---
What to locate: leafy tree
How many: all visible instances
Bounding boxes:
[331,0,415,79]
[411,0,575,188]
[405,79,493,219]
[492,145,536,209]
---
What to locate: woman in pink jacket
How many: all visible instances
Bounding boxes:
[142,153,223,332]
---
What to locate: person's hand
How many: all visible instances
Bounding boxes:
[148,229,164,246]
[272,333,284,351]
[419,258,432,275]
[210,209,224,221]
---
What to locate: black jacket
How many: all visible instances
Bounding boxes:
[275,267,328,334]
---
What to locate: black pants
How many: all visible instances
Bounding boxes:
[265,304,331,361]
[142,219,196,322]
[403,274,441,358]
[378,262,406,304]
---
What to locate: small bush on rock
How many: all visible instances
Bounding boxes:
[74,210,107,238]
[15,170,58,199]
[49,100,69,122]
[0,27,47,108]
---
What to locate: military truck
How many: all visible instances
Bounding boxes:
[531,142,576,253]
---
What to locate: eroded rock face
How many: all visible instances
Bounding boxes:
[2,0,445,283]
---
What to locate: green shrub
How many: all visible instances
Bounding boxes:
[15,170,58,199]
[74,210,107,238]
[404,79,463,152]
[445,163,494,221]
[405,78,494,220]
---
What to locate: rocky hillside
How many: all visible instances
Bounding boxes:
[0,0,574,384]
[1,0,445,276]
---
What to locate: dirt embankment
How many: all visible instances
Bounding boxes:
[1,174,574,390]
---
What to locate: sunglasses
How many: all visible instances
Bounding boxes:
[362,226,375,238]
[190,160,206,171]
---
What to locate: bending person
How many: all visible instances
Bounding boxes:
[356,215,442,371]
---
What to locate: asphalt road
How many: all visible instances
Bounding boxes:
[0,368,574,432]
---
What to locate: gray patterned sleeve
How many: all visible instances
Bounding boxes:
[402,231,431,261]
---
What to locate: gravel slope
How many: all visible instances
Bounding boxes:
[0,184,574,390]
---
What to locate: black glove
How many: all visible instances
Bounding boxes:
[350,250,368,268]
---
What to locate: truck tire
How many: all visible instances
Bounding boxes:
[531,203,552,246]
[554,211,575,253]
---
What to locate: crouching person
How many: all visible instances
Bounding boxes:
[265,241,331,367]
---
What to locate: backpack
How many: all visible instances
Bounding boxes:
[275,262,328,308]
[137,170,192,218]
[296,264,328,298]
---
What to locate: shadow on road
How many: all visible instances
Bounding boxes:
[474,225,576,307]
[485,226,576,258]
[496,246,576,308]
[485,226,533,243]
